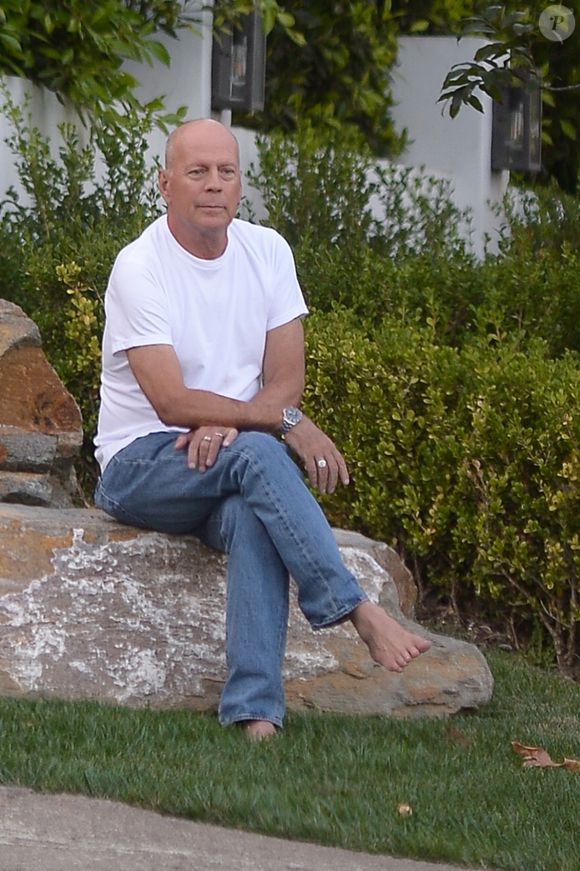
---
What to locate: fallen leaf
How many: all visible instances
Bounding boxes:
[512,741,580,771]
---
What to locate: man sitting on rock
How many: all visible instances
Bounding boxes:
[94,119,431,740]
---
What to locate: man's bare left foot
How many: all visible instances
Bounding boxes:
[245,720,277,741]
[350,601,432,672]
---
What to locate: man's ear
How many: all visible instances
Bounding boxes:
[158,168,169,202]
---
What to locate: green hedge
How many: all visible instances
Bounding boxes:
[303,309,579,674]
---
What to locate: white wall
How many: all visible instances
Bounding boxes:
[0,77,79,204]
[390,36,509,255]
[122,1,214,166]
[237,35,511,254]
[0,2,214,203]
[0,30,508,255]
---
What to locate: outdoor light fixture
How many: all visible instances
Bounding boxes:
[491,74,542,172]
[211,11,266,112]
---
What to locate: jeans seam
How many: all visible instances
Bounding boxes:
[229,442,347,621]
[96,480,150,529]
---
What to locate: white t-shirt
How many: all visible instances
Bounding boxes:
[94,216,308,472]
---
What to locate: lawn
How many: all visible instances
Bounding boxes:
[0,650,578,871]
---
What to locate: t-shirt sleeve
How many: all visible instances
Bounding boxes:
[105,254,173,355]
[266,232,309,331]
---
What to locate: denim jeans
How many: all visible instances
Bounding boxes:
[94,430,367,727]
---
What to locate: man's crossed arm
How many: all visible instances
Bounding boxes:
[126,318,348,494]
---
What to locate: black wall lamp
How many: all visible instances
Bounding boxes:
[491,74,542,172]
[211,11,266,112]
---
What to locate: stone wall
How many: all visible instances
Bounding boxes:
[0,300,82,507]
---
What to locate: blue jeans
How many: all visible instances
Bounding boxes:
[94,430,367,727]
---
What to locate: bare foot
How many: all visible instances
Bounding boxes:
[245,720,278,741]
[350,601,432,672]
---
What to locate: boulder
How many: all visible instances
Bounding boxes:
[0,503,494,716]
[0,300,83,507]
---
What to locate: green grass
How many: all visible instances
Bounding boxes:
[0,651,578,871]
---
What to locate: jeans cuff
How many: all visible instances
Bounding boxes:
[310,592,369,630]
[219,713,284,729]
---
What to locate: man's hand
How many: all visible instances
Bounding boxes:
[175,426,238,471]
[283,416,349,494]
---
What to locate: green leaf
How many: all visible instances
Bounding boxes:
[146,39,171,66]
[277,11,295,28]
[382,0,392,20]
[474,43,508,62]
[467,95,484,113]
[560,120,577,141]
[287,29,306,47]
[0,30,23,56]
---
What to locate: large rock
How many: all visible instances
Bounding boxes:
[0,503,493,716]
[0,300,83,507]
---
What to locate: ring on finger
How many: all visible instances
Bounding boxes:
[316,457,328,469]
[202,435,212,442]
[214,432,225,438]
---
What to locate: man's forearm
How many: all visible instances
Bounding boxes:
[127,321,305,434]
[244,377,304,431]
[157,381,301,434]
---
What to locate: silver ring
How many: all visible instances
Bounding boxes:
[202,435,212,442]
[316,458,328,469]
[214,432,225,438]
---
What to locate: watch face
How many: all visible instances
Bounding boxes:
[284,407,302,426]
[281,406,303,433]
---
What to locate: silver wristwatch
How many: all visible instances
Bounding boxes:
[279,406,303,434]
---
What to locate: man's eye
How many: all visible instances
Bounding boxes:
[189,168,204,177]
[220,168,236,178]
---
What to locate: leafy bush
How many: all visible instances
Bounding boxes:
[303,309,579,674]
[239,0,403,155]
[250,128,580,359]
[0,0,189,125]
[476,187,580,356]
[0,92,162,489]
[248,126,472,258]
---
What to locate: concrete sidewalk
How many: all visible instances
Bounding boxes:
[0,786,490,871]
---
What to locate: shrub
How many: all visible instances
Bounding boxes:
[250,128,580,359]
[477,187,580,356]
[0,92,162,490]
[247,125,472,258]
[303,309,579,674]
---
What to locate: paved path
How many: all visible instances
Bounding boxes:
[0,786,490,871]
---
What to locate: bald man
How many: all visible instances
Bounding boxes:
[94,119,430,739]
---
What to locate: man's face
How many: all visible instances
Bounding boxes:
[158,121,242,246]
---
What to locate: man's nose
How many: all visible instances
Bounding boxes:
[205,167,223,189]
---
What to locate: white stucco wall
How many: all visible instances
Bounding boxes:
[0,2,214,202]
[0,30,507,255]
[390,36,509,255]
[122,1,214,166]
